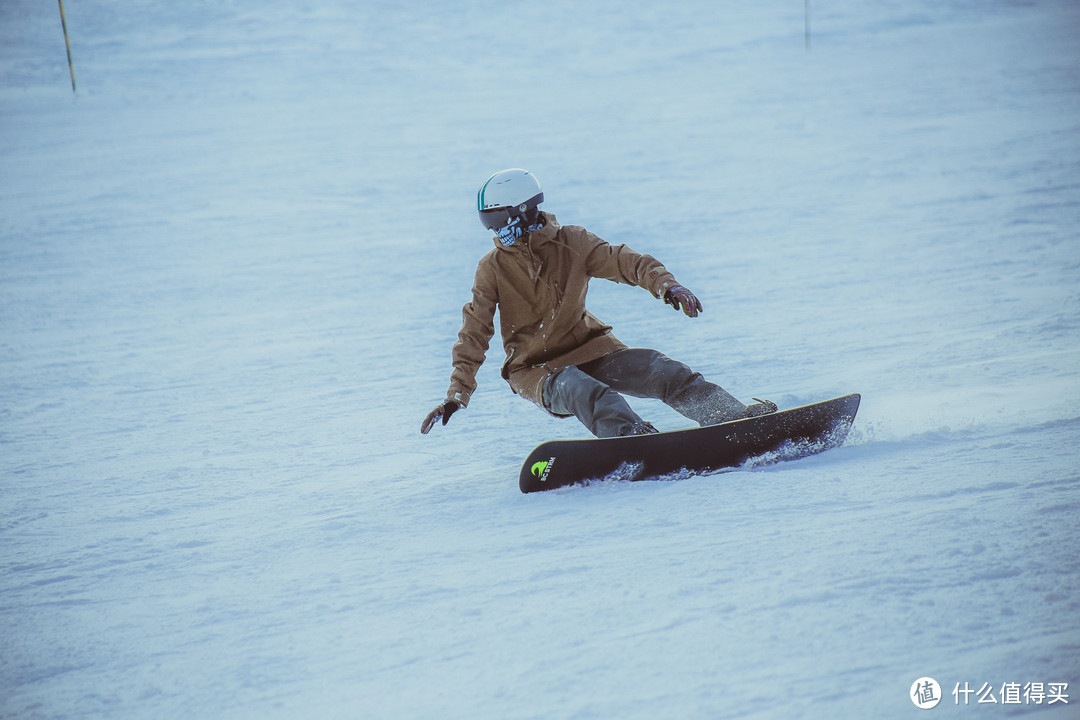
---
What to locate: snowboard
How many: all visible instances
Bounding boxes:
[519,393,861,493]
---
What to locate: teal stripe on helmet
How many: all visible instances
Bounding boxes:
[477,181,487,212]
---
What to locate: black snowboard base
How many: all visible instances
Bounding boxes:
[519,393,861,493]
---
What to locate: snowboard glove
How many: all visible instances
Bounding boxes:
[421,400,461,434]
[663,285,703,318]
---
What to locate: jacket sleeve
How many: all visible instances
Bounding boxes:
[573,227,678,298]
[446,260,498,407]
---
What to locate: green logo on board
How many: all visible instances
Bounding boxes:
[531,457,556,482]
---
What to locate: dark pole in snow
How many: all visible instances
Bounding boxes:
[58,0,77,93]
[804,0,811,51]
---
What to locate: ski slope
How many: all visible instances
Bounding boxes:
[2,1,1078,717]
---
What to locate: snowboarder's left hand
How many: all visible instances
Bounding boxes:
[663,285,703,318]
[421,400,461,434]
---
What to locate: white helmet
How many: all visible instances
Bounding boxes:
[477,169,544,231]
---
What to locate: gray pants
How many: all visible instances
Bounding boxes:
[542,348,748,438]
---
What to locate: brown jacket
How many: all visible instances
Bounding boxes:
[446,212,679,411]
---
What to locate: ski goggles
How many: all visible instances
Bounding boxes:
[478,192,544,231]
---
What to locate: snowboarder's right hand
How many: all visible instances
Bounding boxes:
[421,400,461,434]
[664,285,703,318]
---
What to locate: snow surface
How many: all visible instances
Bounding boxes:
[2,1,1079,717]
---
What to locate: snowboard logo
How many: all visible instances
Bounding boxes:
[531,457,556,482]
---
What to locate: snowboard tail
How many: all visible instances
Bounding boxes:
[519,394,861,493]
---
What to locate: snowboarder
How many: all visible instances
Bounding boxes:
[421,169,776,439]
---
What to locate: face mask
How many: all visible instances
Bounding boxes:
[495,214,544,247]
[495,216,523,246]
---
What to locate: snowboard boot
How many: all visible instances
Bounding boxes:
[745,398,778,418]
[619,420,660,437]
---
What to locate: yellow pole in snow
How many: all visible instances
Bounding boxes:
[58,0,77,93]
